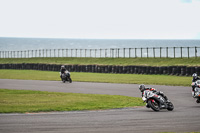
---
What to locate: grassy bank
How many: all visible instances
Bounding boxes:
[0,89,144,113]
[0,69,191,86]
[0,57,200,66]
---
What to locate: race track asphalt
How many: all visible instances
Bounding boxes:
[0,79,200,133]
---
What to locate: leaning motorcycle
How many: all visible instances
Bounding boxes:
[145,91,174,111]
[61,72,72,83]
[191,80,200,103]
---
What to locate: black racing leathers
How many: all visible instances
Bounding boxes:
[192,77,200,91]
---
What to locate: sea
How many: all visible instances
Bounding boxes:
[0,37,200,58]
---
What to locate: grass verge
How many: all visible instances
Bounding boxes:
[0,57,200,66]
[0,69,191,86]
[0,89,144,113]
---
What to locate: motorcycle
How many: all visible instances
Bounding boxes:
[61,71,72,83]
[144,91,174,111]
[191,80,200,103]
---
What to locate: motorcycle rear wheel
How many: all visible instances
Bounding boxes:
[148,100,160,112]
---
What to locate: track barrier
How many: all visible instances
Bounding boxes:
[0,63,199,76]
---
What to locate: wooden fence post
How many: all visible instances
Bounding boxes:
[65,49,67,57]
[135,48,137,58]
[166,47,168,58]
[180,47,182,58]
[118,49,120,58]
[100,49,101,58]
[160,47,162,58]
[90,49,92,57]
[174,47,175,58]
[123,48,125,58]
[195,47,197,58]
[58,49,60,57]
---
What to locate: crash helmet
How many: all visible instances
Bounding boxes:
[139,84,146,92]
[192,73,198,79]
[61,65,65,69]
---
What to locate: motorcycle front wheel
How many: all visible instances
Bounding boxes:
[69,78,72,83]
[167,102,174,111]
[196,98,200,103]
[148,100,160,112]
[62,78,66,83]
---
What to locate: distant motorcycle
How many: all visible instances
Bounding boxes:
[145,91,174,111]
[191,80,200,103]
[61,71,72,83]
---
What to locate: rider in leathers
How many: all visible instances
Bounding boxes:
[192,73,200,82]
[60,65,66,75]
[191,73,200,97]
[60,65,70,79]
[139,84,169,108]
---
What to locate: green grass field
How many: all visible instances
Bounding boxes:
[0,89,144,113]
[0,57,200,66]
[0,69,191,86]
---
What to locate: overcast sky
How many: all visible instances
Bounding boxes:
[0,0,200,39]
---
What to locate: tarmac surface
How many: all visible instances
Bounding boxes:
[0,79,200,133]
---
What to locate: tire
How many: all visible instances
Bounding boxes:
[196,98,200,103]
[167,102,174,111]
[148,100,160,112]
[69,78,72,83]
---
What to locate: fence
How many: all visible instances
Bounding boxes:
[0,46,199,58]
[0,63,200,76]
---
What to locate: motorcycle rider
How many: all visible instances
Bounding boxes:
[60,65,66,78]
[192,73,200,82]
[59,65,72,83]
[139,84,169,107]
[191,73,200,98]
[60,65,66,74]
[60,65,70,79]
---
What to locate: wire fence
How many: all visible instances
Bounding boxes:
[0,46,199,58]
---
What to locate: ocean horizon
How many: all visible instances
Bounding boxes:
[0,37,200,58]
[0,37,200,51]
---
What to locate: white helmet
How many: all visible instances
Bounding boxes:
[192,73,198,79]
[61,65,65,69]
